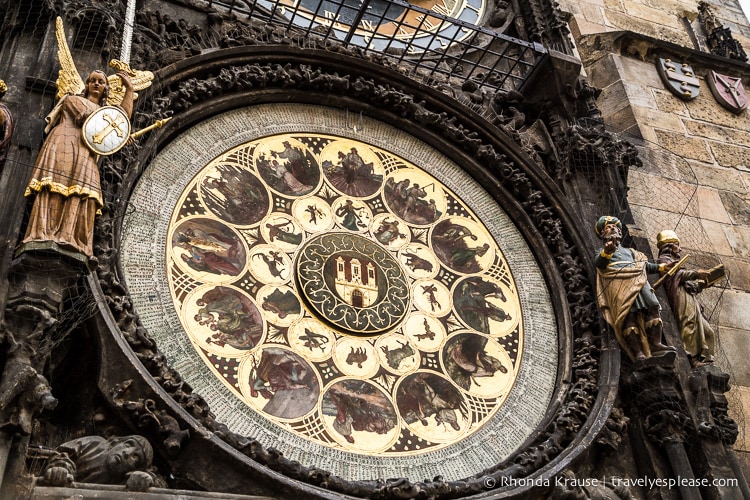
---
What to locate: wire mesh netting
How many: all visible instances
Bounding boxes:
[202,0,546,92]
[624,136,744,440]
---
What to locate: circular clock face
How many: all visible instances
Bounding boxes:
[121,104,557,482]
[269,0,485,51]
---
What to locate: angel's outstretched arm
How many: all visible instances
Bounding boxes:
[116,72,135,118]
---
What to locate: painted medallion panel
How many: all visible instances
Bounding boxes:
[166,133,521,454]
[122,104,557,481]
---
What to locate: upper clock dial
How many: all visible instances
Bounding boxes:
[274,0,486,51]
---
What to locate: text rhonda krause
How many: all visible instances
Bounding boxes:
[497,475,739,489]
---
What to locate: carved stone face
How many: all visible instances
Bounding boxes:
[86,71,107,101]
[601,223,622,242]
[105,438,146,477]
[671,241,681,256]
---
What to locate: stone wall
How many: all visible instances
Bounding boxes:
[561,0,750,49]
[559,0,750,477]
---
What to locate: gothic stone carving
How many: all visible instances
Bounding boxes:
[596,407,630,451]
[625,352,691,446]
[0,253,88,434]
[698,1,748,62]
[38,433,158,491]
[111,380,190,456]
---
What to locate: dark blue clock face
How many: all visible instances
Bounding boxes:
[297,0,407,27]
[267,0,485,52]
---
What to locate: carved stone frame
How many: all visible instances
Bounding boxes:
[91,45,618,498]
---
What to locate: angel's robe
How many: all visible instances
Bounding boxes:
[22,94,102,258]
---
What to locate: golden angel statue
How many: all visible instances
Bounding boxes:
[20,17,154,262]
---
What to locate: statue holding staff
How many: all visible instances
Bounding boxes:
[656,230,720,368]
[19,17,153,263]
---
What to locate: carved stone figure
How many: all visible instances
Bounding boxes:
[0,79,13,172]
[20,70,133,260]
[656,230,717,368]
[39,435,155,491]
[594,216,675,361]
[20,17,152,261]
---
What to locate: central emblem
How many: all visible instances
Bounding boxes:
[297,232,409,334]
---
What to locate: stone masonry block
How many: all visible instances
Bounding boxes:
[569,17,608,38]
[603,0,623,13]
[685,120,750,145]
[556,0,582,16]
[654,89,689,116]
[689,92,750,130]
[712,142,750,170]
[580,2,606,25]
[602,104,640,134]
[624,2,686,29]
[718,289,750,331]
[605,11,692,46]
[655,129,713,162]
[720,191,750,226]
[617,56,659,91]
[587,54,623,89]
[697,187,733,224]
[691,163,746,192]
[596,80,632,117]
[721,255,750,292]
[635,107,687,133]
[638,145,699,179]
[628,171,699,215]
[701,220,737,257]
[724,225,750,260]
[716,327,750,387]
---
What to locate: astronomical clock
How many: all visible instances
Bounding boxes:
[0,0,629,497]
[121,104,558,482]
[1,0,745,497]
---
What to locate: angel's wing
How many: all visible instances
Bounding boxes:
[107,59,154,106]
[54,17,85,99]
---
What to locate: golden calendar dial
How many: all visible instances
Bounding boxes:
[122,104,557,482]
[165,132,520,454]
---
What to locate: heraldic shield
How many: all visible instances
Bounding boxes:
[82,105,132,156]
[707,70,748,114]
[657,58,700,101]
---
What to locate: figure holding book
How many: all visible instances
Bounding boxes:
[656,230,721,368]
